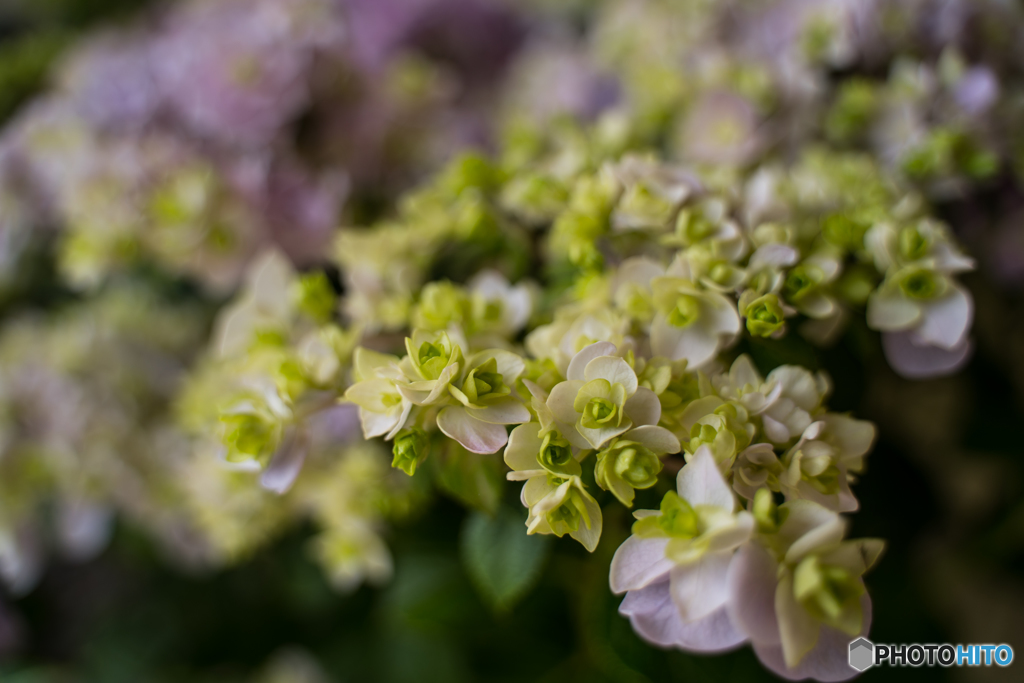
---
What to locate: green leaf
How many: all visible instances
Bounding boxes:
[431,442,505,514]
[460,507,550,613]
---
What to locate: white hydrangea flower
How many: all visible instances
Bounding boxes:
[608,155,699,232]
[610,446,754,652]
[866,220,975,378]
[436,349,531,454]
[727,501,883,681]
[650,254,741,368]
[525,308,631,377]
[467,270,535,340]
[546,342,662,450]
[343,347,414,441]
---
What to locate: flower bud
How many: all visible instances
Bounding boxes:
[392,428,430,477]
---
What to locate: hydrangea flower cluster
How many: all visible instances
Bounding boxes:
[175,110,976,677]
[0,0,1012,679]
[0,0,524,293]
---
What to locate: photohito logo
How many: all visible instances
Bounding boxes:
[848,638,874,672]
[849,638,1014,671]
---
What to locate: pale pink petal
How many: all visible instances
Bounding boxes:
[437,407,509,454]
[915,284,972,350]
[469,398,532,425]
[882,331,972,379]
[669,551,733,622]
[753,595,872,682]
[260,431,308,495]
[621,581,747,652]
[676,446,734,509]
[727,542,781,645]
[610,536,672,593]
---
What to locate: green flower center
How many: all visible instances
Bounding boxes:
[612,444,661,487]
[898,226,930,261]
[538,432,576,474]
[463,358,508,404]
[823,213,868,251]
[745,294,785,337]
[656,491,699,538]
[897,268,940,300]
[581,397,618,429]
[668,294,701,328]
[794,555,865,627]
[417,341,449,379]
[784,265,823,302]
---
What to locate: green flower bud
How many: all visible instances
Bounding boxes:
[462,358,510,405]
[835,264,878,305]
[668,294,701,328]
[275,357,309,402]
[413,281,469,331]
[406,331,461,381]
[793,555,865,633]
[292,272,336,323]
[752,488,781,533]
[581,397,618,430]
[501,172,569,220]
[392,428,430,476]
[784,264,824,303]
[898,225,931,262]
[674,208,717,244]
[825,79,877,143]
[619,181,676,229]
[568,238,604,271]
[633,490,700,539]
[543,477,594,534]
[537,432,580,477]
[595,439,663,506]
[441,152,501,196]
[744,293,785,337]
[822,213,869,251]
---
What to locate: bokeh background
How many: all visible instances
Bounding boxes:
[0,0,1023,681]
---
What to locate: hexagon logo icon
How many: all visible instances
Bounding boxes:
[849,638,875,672]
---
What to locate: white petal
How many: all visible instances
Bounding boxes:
[753,594,872,682]
[669,551,733,622]
[437,406,509,454]
[726,542,781,645]
[866,291,921,331]
[547,380,585,425]
[624,387,662,426]
[915,283,972,350]
[626,425,680,456]
[702,293,742,335]
[567,341,618,381]
[652,314,722,368]
[676,445,735,509]
[578,421,632,450]
[584,356,639,395]
[621,581,747,652]
[359,407,399,439]
[881,331,972,379]
[610,536,673,593]
[776,573,821,670]
[469,398,532,425]
[570,492,603,552]
[504,423,544,471]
